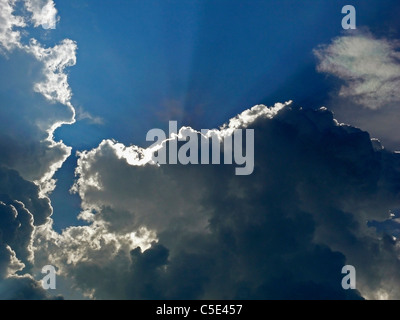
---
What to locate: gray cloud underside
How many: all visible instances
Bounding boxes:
[34,102,400,300]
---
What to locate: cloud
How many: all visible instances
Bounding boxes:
[314,31,400,151]
[0,166,55,299]
[0,0,25,51]
[0,0,78,299]
[27,38,77,108]
[0,1,399,301]
[0,0,77,194]
[24,38,77,194]
[0,275,61,300]
[24,0,58,30]
[0,0,58,52]
[33,102,400,299]
[314,31,400,109]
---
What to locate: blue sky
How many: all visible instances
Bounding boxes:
[52,0,386,147]
[49,0,400,230]
[52,0,398,143]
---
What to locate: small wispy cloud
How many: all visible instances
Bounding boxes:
[314,31,400,109]
[76,106,104,125]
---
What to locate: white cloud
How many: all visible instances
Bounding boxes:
[314,31,400,151]
[1,1,400,300]
[24,0,58,29]
[0,165,56,299]
[0,0,25,51]
[0,0,59,51]
[0,0,78,194]
[314,32,400,109]
[0,0,77,298]
[27,38,77,108]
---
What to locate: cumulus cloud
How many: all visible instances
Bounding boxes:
[76,106,104,125]
[32,102,400,299]
[25,0,58,30]
[0,275,61,300]
[27,38,77,108]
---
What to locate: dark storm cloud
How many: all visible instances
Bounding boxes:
[38,102,400,299]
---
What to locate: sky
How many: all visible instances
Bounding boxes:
[0,0,400,300]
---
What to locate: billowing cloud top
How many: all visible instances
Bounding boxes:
[33,102,400,300]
